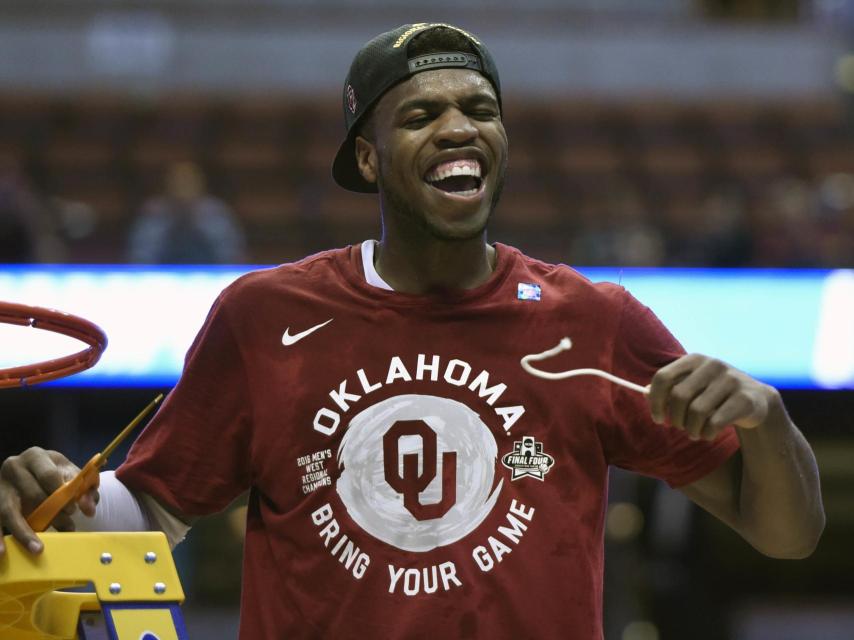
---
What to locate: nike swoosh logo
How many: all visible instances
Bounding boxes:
[282,318,333,346]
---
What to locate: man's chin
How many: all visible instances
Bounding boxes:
[422,181,502,240]
[422,214,491,242]
[380,175,502,241]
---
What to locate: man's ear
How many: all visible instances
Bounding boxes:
[355,135,378,186]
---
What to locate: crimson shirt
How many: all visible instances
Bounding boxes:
[117,243,739,639]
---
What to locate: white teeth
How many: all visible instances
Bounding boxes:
[425,159,482,183]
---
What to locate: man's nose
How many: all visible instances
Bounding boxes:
[434,109,479,146]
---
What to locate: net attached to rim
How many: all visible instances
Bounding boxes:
[0,302,107,388]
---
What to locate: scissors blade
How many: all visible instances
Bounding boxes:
[99,393,164,461]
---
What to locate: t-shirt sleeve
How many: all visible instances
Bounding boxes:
[600,286,740,488]
[116,288,253,516]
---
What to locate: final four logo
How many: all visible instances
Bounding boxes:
[501,436,555,481]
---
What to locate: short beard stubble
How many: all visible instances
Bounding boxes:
[377,156,506,243]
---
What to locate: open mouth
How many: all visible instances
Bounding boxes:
[424,159,484,197]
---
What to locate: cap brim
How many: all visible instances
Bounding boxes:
[332,130,378,194]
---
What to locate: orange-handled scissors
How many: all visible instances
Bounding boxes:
[26,393,164,532]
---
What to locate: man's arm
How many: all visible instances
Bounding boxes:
[71,470,195,549]
[0,448,194,554]
[648,354,825,559]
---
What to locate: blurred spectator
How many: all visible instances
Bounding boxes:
[664,184,753,267]
[609,186,667,266]
[748,174,854,267]
[128,161,246,264]
[697,186,753,266]
[0,204,34,262]
[0,160,66,263]
[814,172,854,266]
[569,184,665,266]
[752,176,821,267]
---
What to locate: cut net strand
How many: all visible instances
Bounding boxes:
[520,337,650,395]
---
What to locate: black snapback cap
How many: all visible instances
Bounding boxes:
[332,23,502,193]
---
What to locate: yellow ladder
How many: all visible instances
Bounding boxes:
[0,532,186,639]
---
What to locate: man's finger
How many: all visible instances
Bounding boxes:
[683,375,738,440]
[648,355,701,423]
[699,420,729,442]
[51,513,76,532]
[708,393,755,434]
[0,465,50,516]
[78,489,99,518]
[26,455,84,519]
[0,499,43,554]
[28,454,77,495]
[651,356,724,429]
[666,377,705,431]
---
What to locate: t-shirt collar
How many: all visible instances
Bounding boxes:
[360,239,393,291]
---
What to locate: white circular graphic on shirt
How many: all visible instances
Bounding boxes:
[336,394,503,552]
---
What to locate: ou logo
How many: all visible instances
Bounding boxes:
[383,420,457,521]
[336,394,503,552]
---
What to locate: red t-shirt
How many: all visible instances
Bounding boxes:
[117,243,739,639]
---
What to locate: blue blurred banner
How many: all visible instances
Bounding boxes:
[0,265,851,389]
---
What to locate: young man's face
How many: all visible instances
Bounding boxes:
[356,68,508,241]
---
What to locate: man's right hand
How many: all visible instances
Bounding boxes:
[0,447,98,554]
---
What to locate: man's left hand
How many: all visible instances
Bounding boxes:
[647,354,780,441]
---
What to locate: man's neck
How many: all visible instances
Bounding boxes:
[374,233,496,295]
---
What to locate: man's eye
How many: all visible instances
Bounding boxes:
[404,115,431,128]
[472,110,498,120]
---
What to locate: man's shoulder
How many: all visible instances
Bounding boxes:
[503,244,629,307]
[219,246,352,302]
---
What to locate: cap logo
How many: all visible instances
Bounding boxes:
[346,84,357,114]
[392,23,429,48]
[392,22,481,49]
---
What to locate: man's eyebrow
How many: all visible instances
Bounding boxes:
[395,92,499,115]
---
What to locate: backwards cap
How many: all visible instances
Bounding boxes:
[332,23,502,193]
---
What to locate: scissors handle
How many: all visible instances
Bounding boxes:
[26,453,103,532]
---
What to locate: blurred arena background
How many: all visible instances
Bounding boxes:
[0,1,852,638]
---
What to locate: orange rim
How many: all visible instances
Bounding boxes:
[0,302,108,388]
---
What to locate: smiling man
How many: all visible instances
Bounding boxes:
[0,23,824,640]
[332,25,510,294]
